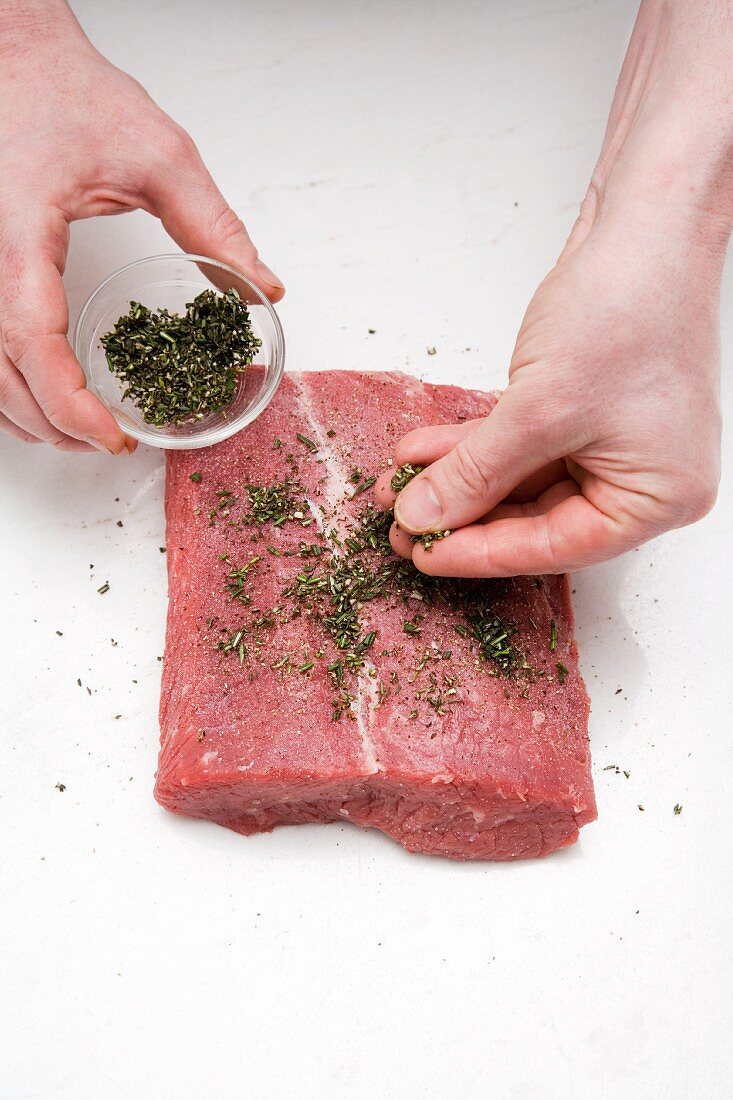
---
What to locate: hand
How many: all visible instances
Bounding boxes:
[376,215,723,576]
[376,0,732,578]
[0,3,284,453]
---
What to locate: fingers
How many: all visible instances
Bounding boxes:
[0,409,42,444]
[477,478,580,524]
[394,419,485,466]
[410,493,632,578]
[0,347,97,451]
[393,391,560,535]
[389,520,415,559]
[0,218,136,453]
[144,128,285,303]
[388,478,583,568]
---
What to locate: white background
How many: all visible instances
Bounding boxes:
[1,2,732,1097]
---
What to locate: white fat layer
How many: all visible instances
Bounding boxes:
[296,374,382,775]
[355,665,380,774]
[296,375,353,539]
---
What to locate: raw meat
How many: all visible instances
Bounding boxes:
[156,371,596,860]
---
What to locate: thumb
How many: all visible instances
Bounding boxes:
[145,127,285,302]
[394,390,555,535]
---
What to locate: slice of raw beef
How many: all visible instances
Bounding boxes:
[156,371,596,860]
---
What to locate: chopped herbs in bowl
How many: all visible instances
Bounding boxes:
[100,288,261,427]
[74,254,285,450]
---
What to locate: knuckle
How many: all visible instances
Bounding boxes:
[157,121,198,166]
[680,477,719,523]
[448,440,496,498]
[0,312,31,366]
[210,204,252,251]
[40,396,74,432]
[0,365,17,407]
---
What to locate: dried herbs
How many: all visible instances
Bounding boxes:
[390,463,424,494]
[390,464,451,549]
[246,481,308,526]
[101,288,261,426]
[214,478,522,711]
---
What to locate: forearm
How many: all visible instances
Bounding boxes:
[588,1,733,257]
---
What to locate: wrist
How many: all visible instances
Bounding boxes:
[0,0,87,58]
[600,116,732,254]
[588,1,733,265]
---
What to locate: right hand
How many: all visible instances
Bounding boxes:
[0,4,284,453]
[376,196,725,577]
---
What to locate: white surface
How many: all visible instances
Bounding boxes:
[1,2,732,1098]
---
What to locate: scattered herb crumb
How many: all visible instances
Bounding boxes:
[190,472,202,484]
[674,803,683,815]
[351,474,377,499]
[55,783,66,792]
[97,582,110,595]
[419,529,450,551]
[390,463,424,494]
[296,433,318,453]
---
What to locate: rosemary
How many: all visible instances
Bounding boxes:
[211,450,555,723]
[246,481,308,526]
[101,288,261,426]
[390,463,424,493]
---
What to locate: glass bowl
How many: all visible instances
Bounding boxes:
[74,254,285,449]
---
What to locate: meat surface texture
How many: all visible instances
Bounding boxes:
[156,371,596,860]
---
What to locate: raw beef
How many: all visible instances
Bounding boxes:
[156,371,596,860]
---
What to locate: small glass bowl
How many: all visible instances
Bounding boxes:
[74,253,285,449]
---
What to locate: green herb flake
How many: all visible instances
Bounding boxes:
[419,529,450,551]
[550,619,558,652]
[190,472,202,484]
[351,475,377,499]
[390,463,424,494]
[296,433,318,453]
[101,288,260,427]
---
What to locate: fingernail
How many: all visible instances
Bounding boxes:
[254,259,285,291]
[395,478,442,532]
[89,436,124,455]
[123,435,138,454]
